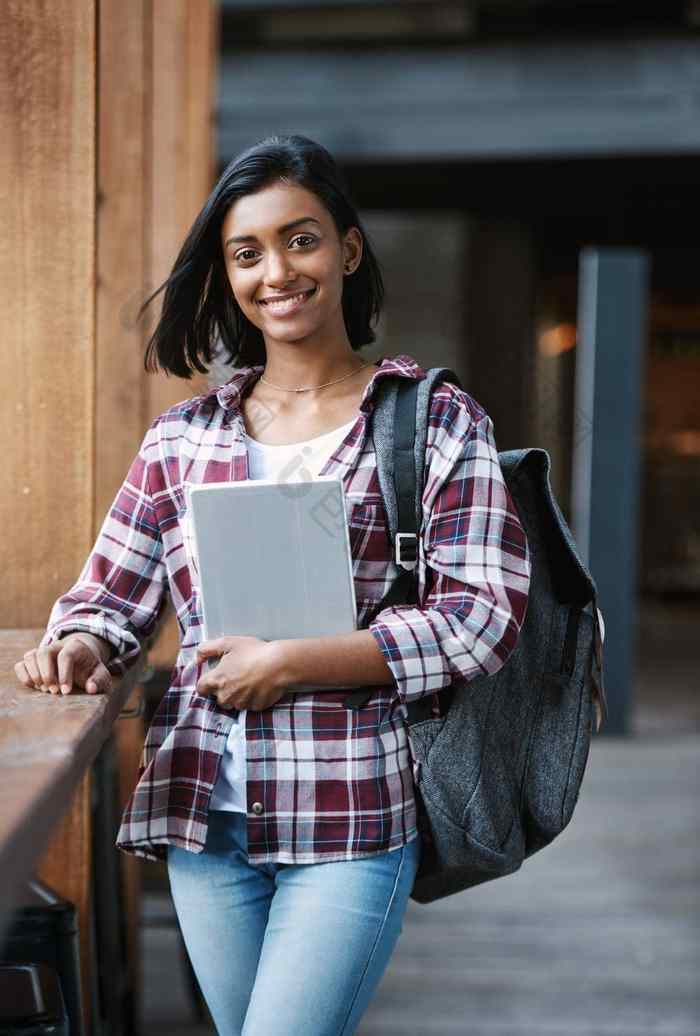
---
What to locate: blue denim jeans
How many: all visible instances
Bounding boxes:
[166,809,423,1036]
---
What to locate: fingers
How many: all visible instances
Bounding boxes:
[52,637,111,695]
[195,673,220,698]
[14,640,113,698]
[57,646,76,695]
[37,644,62,693]
[20,651,43,688]
[196,639,224,659]
[84,661,113,696]
[14,658,43,691]
[19,647,61,694]
[195,676,237,710]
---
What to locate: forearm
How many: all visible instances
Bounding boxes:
[270,630,395,691]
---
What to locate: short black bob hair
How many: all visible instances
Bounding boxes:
[139,134,385,378]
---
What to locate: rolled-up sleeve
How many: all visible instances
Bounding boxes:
[38,421,169,679]
[368,388,531,707]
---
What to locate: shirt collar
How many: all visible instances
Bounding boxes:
[211,352,426,416]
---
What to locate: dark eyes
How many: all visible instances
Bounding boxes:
[234,234,316,263]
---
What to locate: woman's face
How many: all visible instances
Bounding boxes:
[220,181,362,348]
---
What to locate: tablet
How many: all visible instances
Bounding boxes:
[185,476,358,668]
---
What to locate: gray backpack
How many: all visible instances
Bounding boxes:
[343,367,608,904]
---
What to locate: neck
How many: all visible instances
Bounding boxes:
[260,345,369,392]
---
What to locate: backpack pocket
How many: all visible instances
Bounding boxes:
[413,687,525,879]
[415,674,521,856]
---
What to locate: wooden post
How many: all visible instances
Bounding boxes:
[0,0,98,631]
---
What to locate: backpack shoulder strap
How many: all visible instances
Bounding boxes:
[343,366,461,711]
[372,366,463,571]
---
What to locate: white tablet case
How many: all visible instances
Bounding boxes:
[185,477,358,674]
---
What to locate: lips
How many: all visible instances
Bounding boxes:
[258,287,316,314]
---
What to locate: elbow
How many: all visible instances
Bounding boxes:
[432,582,530,685]
[488,596,529,677]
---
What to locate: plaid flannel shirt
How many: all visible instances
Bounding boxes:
[40,353,531,864]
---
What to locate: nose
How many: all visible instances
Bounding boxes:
[263,248,298,287]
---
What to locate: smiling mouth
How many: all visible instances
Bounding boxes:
[258,287,316,314]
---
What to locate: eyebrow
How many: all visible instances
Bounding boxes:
[225,216,321,247]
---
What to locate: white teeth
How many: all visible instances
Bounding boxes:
[261,290,312,312]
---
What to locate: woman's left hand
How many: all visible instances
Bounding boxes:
[195,635,287,711]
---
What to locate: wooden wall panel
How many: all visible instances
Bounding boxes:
[146,0,217,428]
[96,0,149,523]
[0,1,97,626]
[146,0,220,667]
[95,0,219,670]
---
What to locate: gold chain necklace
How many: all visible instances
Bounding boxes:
[259,360,374,394]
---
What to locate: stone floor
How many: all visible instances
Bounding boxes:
[138,596,700,1036]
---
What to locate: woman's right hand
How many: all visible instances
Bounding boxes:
[14,632,115,696]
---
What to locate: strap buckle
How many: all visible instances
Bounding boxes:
[395,532,418,571]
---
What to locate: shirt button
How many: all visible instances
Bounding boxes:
[251,802,264,815]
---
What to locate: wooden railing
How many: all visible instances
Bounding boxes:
[0,628,148,1034]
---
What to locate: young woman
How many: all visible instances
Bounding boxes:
[16,135,531,1035]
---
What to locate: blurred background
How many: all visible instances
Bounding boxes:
[1,2,698,1034]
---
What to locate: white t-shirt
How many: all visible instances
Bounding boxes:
[209,416,358,813]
